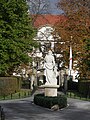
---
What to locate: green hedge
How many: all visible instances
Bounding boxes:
[68,80,78,91]
[0,77,21,96]
[34,93,67,109]
[78,79,90,97]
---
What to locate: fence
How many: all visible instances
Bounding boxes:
[67,91,90,101]
[0,86,38,100]
[0,91,31,101]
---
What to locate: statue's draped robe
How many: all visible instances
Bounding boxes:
[44,52,57,85]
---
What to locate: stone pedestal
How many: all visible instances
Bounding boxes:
[40,85,59,97]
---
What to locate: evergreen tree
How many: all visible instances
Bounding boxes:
[0,0,37,76]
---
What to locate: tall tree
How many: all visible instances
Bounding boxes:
[79,38,90,78]
[56,0,90,40]
[54,0,90,77]
[0,0,37,76]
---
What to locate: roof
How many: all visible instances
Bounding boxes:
[32,14,66,28]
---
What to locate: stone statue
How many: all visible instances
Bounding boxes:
[44,50,57,85]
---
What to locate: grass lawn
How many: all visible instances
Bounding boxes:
[0,89,31,100]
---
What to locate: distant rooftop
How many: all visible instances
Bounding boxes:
[32,14,66,28]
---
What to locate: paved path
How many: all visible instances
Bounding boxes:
[0,92,90,120]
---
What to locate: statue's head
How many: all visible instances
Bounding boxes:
[48,50,52,55]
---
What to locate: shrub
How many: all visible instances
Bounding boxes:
[68,80,78,91]
[34,93,67,109]
[78,79,90,98]
[21,80,31,89]
[0,77,21,96]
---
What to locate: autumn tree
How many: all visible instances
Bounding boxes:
[79,38,90,78]
[54,0,90,78]
[0,0,37,76]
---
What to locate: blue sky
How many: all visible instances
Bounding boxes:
[48,0,63,14]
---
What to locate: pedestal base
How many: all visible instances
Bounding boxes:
[40,85,59,97]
